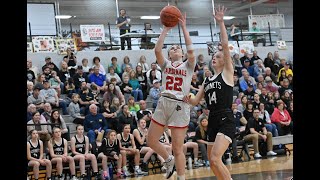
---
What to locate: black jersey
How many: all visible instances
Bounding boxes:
[203,73,233,111]
[134,129,147,150]
[99,138,120,156]
[29,140,40,159]
[74,135,86,154]
[120,133,132,148]
[53,138,65,155]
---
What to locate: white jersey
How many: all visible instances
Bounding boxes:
[160,58,195,100]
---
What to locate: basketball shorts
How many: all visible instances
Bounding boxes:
[152,96,190,128]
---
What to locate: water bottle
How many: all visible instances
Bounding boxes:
[109,164,113,180]
[188,156,193,170]
[226,153,232,165]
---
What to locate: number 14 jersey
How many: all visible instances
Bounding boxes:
[161,59,195,100]
[203,72,233,111]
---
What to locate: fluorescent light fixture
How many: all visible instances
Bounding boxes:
[140,16,160,20]
[223,16,235,20]
[55,15,72,19]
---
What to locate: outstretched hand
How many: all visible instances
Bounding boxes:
[178,12,187,28]
[213,5,227,24]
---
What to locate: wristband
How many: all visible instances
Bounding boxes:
[186,44,194,51]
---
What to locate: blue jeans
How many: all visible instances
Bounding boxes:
[87,130,97,144]
[265,123,278,137]
[132,89,143,102]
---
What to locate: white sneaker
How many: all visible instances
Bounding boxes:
[254,153,262,158]
[163,155,175,179]
[134,168,148,176]
[70,177,79,180]
[161,165,167,172]
[194,160,204,167]
[123,169,131,177]
[267,151,277,156]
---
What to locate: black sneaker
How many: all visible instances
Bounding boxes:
[141,162,149,172]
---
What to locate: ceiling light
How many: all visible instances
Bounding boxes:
[55,15,72,19]
[223,16,235,20]
[140,16,160,20]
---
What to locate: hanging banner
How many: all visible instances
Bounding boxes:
[55,38,77,55]
[238,41,255,55]
[32,36,55,52]
[277,40,287,50]
[80,24,105,42]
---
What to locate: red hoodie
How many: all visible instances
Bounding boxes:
[271,107,291,123]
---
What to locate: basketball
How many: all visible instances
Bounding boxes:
[160,5,182,27]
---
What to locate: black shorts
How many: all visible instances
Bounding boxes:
[207,110,236,142]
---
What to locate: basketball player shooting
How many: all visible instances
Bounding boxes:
[183,5,235,180]
[147,12,196,180]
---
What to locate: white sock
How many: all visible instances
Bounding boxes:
[177,175,185,180]
[123,166,127,171]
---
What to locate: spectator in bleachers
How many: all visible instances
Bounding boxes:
[121,56,133,73]
[34,74,46,90]
[27,129,52,180]
[63,47,77,77]
[271,100,293,136]
[189,104,199,132]
[287,74,293,87]
[48,127,78,180]
[68,93,85,125]
[98,130,123,179]
[194,117,209,166]
[133,119,157,172]
[129,70,143,102]
[100,100,119,132]
[120,75,133,104]
[278,78,293,97]
[117,124,147,176]
[136,65,148,100]
[111,97,122,115]
[42,66,52,81]
[243,83,255,101]
[42,56,59,73]
[118,105,136,132]
[146,62,161,83]
[122,64,133,80]
[89,66,108,94]
[40,80,68,115]
[244,109,277,159]
[256,74,266,87]
[47,110,69,140]
[49,70,62,98]
[127,96,140,118]
[237,95,248,115]
[255,59,266,76]
[259,103,278,137]
[242,59,259,79]
[232,53,242,77]
[27,81,34,97]
[41,103,53,122]
[28,86,45,114]
[273,91,281,106]
[250,50,262,64]
[27,59,39,78]
[264,52,276,74]
[255,82,263,95]
[231,103,246,163]
[263,67,277,83]
[239,71,256,92]
[83,104,109,143]
[266,92,276,114]
[281,90,292,108]
[190,73,201,95]
[103,83,125,105]
[240,52,251,66]
[108,57,122,76]
[273,51,281,66]
[73,65,89,93]
[27,61,36,84]
[147,69,159,89]
[92,56,106,76]
[243,101,254,121]
[136,100,153,127]
[106,66,122,84]
[81,58,90,76]
[252,93,261,109]
[194,54,207,80]
[27,111,51,152]
[64,77,77,98]
[277,69,287,86]
[137,55,150,73]
[58,61,71,90]
[27,103,46,123]
[265,76,279,93]
[234,92,244,105]
[149,79,162,109]
[70,124,99,179]
[197,103,209,123]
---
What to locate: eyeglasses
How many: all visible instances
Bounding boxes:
[252,22,257,25]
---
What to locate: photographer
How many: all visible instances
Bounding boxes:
[63,47,77,77]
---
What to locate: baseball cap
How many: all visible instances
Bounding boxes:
[248,83,254,87]
[285,61,290,65]
[244,59,250,63]
[45,56,51,60]
[43,79,49,83]
[33,86,41,91]
[153,79,160,84]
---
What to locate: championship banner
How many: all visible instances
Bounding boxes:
[55,38,77,55]
[80,24,105,42]
[32,36,55,53]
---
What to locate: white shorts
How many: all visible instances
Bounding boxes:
[151,96,190,128]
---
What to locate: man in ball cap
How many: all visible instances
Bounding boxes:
[42,56,59,72]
